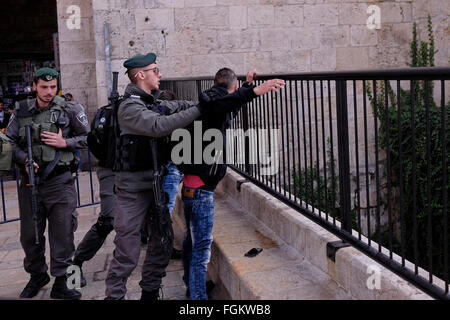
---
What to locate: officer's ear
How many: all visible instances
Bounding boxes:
[135,70,146,83]
[233,81,238,92]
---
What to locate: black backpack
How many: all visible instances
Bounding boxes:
[87,103,118,169]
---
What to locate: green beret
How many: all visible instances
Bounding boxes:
[123,53,157,71]
[34,67,59,81]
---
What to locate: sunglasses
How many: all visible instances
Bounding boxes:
[135,67,160,77]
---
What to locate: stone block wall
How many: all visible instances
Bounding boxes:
[57,0,449,113]
[55,1,448,236]
[57,0,98,120]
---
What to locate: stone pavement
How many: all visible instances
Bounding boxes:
[0,172,189,300]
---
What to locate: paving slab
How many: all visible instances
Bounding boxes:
[0,172,189,300]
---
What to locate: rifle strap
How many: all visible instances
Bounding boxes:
[40,150,62,182]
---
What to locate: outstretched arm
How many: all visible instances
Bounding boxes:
[204,78,285,114]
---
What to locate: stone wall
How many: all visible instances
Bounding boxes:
[57,0,449,113]
[56,0,98,120]
[84,0,449,108]
[55,0,449,236]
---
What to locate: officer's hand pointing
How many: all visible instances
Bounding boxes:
[41,128,67,148]
[253,79,285,96]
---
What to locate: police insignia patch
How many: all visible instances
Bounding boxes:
[50,111,58,123]
[76,112,88,127]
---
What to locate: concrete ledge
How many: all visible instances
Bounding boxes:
[172,170,432,300]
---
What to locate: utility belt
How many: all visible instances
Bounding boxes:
[41,165,71,181]
[115,134,169,172]
[20,165,71,185]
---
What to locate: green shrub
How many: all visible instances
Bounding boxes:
[367,15,450,278]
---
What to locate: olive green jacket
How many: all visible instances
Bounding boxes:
[6,97,89,167]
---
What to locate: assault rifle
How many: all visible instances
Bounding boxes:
[149,140,173,254]
[111,71,121,169]
[25,125,40,245]
[110,72,120,107]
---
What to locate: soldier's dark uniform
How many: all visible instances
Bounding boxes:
[73,166,115,287]
[73,89,183,288]
[104,53,203,300]
[6,68,89,300]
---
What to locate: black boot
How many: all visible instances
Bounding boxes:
[19,272,50,299]
[170,247,182,260]
[50,276,82,300]
[140,288,161,300]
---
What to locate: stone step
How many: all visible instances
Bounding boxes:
[171,179,352,300]
[171,169,432,300]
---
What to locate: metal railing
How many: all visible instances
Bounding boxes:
[0,149,100,224]
[161,67,450,300]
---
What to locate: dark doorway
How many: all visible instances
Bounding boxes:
[0,0,58,104]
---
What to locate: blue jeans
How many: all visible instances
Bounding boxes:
[162,162,183,216]
[181,185,214,300]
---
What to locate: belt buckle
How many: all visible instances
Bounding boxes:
[183,187,195,198]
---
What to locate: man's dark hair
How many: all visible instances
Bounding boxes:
[214,68,237,91]
[159,90,177,101]
[127,68,139,84]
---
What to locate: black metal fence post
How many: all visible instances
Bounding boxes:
[242,105,251,174]
[336,80,352,233]
[196,80,202,98]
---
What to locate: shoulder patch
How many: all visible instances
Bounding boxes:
[76,111,89,127]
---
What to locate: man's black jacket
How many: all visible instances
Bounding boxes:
[176,83,257,190]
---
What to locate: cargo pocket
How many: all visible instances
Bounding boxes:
[0,135,13,175]
[41,144,56,162]
[40,123,57,162]
[32,123,41,142]
[18,126,26,140]
[59,151,74,164]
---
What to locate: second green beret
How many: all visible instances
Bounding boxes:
[123,53,157,71]
[34,67,59,81]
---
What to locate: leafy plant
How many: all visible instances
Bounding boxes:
[366,15,450,278]
[290,139,341,220]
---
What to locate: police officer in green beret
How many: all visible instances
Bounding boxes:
[104,53,205,300]
[6,67,90,300]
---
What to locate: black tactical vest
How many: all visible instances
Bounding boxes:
[114,96,172,172]
[16,97,75,169]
